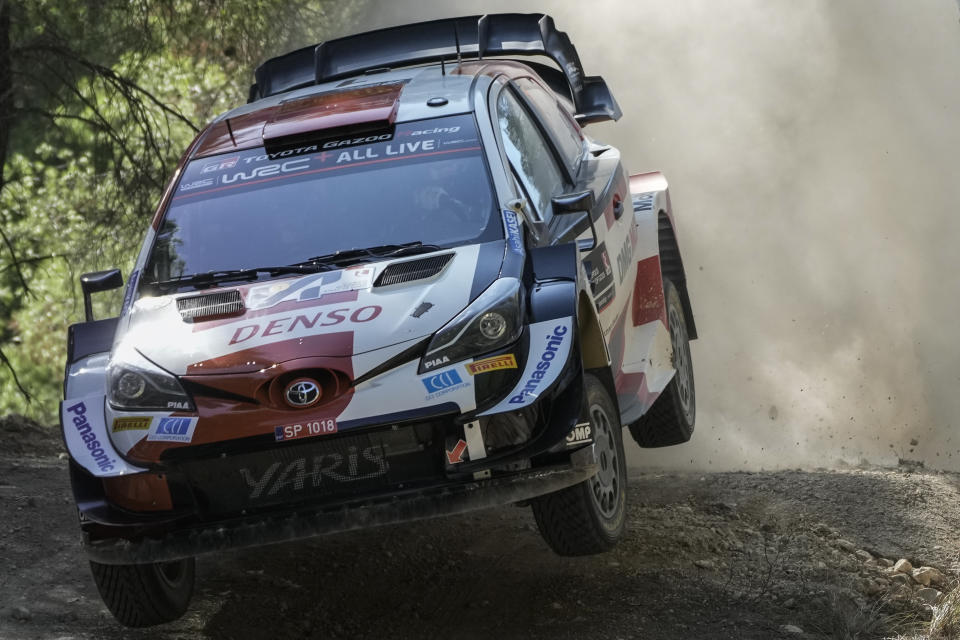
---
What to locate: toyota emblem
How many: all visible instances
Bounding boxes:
[284,378,321,408]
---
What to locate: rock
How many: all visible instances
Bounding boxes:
[877,558,894,568]
[912,567,933,586]
[914,566,947,588]
[551,602,562,610]
[917,587,941,605]
[779,624,804,634]
[854,549,873,562]
[893,559,914,574]
[694,559,716,570]
[58,452,68,460]
[783,598,796,608]
[836,539,856,552]
[6,606,31,621]
[890,573,912,586]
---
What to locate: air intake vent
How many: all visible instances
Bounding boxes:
[374,253,453,287]
[177,290,244,322]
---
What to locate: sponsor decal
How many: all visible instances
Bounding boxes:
[240,446,388,499]
[422,355,450,371]
[321,133,393,149]
[632,191,655,212]
[147,416,198,443]
[111,416,151,433]
[509,325,569,405]
[466,354,517,376]
[65,402,117,472]
[201,156,239,173]
[333,139,439,165]
[404,126,462,136]
[422,369,470,400]
[446,439,468,464]
[565,421,593,446]
[584,242,615,312]
[222,158,310,184]
[179,178,214,192]
[228,304,382,345]
[274,417,338,442]
[503,210,523,254]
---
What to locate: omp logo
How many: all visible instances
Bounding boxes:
[509,325,569,404]
[422,370,463,393]
[466,354,517,376]
[221,158,310,184]
[566,422,592,446]
[65,402,116,472]
[240,446,388,500]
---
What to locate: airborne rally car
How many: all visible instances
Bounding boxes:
[61,14,697,627]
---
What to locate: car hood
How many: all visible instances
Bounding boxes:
[119,243,500,377]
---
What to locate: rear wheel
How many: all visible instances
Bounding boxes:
[89,557,195,627]
[629,279,696,447]
[532,373,626,556]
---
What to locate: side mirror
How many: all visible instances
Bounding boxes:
[551,190,595,216]
[552,190,598,251]
[80,269,123,322]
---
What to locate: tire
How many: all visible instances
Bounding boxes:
[629,279,696,447]
[531,373,627,556]
[89,558,195,627]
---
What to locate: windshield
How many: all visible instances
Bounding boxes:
[143,113,499,286]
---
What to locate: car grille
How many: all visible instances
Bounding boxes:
[178,425,442,517]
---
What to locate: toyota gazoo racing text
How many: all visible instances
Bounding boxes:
[61,14,698,627]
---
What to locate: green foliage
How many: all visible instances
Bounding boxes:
[0,0,368,422]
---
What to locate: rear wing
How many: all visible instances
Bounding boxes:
[249,13,621,126]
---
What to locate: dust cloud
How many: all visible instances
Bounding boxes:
[357,1,960,471]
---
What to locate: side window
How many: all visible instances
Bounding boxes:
[496,88,565,221]
[515,77,584,174]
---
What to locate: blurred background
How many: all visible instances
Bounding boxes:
[2,0,958,472]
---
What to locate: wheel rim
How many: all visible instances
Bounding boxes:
[156,560,186,587]
[588,402,621,519]
[668,303,694,422]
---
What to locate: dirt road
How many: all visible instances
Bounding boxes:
[3,448,959,640]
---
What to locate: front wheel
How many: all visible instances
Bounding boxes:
[531,373,627,556]
[89,557,195,627]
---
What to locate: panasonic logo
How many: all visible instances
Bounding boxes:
[509,325,569,404]
[65,402,116,472]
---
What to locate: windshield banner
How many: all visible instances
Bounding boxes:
[174,114,482,205]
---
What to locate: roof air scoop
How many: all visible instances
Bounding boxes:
[261,82,405,148]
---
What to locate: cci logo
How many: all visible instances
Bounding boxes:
[156,417,192,436]
[422,370,463,393]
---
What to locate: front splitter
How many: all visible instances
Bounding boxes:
[84,463,596,565]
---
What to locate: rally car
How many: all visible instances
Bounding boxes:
[61,14,697,627]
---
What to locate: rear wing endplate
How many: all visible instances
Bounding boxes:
[250,13,621,125]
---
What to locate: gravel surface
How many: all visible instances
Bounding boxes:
[2,442,960,639]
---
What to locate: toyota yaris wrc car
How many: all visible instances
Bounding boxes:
[61,14,697,627]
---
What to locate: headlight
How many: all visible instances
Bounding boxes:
[106,345,195,411]
[420,278,523,373]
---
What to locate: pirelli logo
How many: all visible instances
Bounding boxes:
[466,354,517,376]
[111,417,152,433]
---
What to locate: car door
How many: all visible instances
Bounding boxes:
[506,78,634,335]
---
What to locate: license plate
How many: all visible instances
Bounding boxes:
[274,417,338,442]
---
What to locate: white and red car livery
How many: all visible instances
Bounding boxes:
[61,14,697,627]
